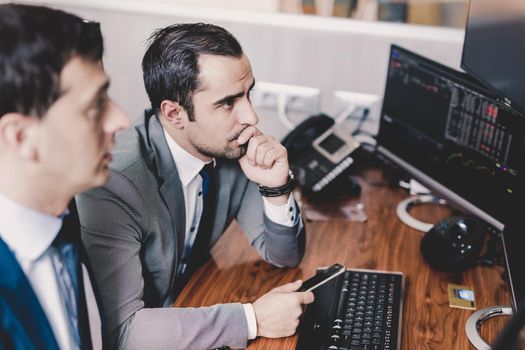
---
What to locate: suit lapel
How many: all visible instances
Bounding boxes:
[143,111,186,266]
[159,177,186,261]
[0,238,59,350]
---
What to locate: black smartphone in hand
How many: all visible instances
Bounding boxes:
[298,263,345,292]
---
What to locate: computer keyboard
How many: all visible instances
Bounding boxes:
[296,268,404,350]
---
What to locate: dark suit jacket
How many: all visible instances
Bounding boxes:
[0,202,96,350]
[77,110,306,350]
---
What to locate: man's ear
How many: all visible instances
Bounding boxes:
[0,113,39,161]
[160,100,187,129]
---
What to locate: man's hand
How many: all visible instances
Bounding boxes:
[251,280,315,338]
[237,126,289,188]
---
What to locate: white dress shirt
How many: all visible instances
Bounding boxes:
[163,129,299,340]
[0,193,102,350]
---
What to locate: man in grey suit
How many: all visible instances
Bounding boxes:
[77,23,314,349]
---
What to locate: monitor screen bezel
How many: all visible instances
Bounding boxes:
[460,0,525,114]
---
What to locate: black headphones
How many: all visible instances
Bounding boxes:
[420,216,485,272]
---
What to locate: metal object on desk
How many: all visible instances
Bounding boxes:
[465,306,513,350]
[396,194,447,232]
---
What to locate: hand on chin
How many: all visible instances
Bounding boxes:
[239,155,288,187]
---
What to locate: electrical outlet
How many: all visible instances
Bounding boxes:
[333,91,380,113]
[333,91,381,121]
[333,90,382,140]
[252,81,321,114]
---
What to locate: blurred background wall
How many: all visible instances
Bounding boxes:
[8,0,464,139]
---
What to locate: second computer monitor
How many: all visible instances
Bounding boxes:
[376,44,525,230]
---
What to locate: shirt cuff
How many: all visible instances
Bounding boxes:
[262,194,297,227]
[243,303,257,340]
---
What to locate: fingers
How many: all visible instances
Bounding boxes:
[271,280,302,293]
[253,284,311,338]
[255,142,272,166]
[245,134,287,169]
[298,291,315,305]
[262,148,277,168]
[269,281,314,306]
[236,127,290,188]
[237,126,261,146]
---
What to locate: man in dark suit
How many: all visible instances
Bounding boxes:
[0,4,129,349]
[77,23,314,349]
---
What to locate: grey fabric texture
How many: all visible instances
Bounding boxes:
[76,111,305,350]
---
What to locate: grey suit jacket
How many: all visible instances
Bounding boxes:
[76,111,306,350]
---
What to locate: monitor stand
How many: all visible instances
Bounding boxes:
[465,306,513,349]
[396,194,448,232]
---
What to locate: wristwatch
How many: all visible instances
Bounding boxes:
[258,169,296,197]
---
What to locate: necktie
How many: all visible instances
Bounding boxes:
[173,163,217,300]
[50,242,81,349]
[200,162,214,199]
[50,203,92,350]
[188,163,217,272]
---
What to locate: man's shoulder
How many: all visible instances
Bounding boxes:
[76,169,151,232]
[78,167,154,217]
[110,122,152,174]
[78,114,160,215]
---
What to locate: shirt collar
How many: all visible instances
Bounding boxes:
[163,127,215,186]
[0,193,63,262]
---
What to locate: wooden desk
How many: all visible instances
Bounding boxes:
[175,168,511,349]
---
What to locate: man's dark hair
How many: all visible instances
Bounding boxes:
[142,23,243,121]
[0,4,103,118]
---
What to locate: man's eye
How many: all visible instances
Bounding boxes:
[221,100,234,109]
[91,96,108,119]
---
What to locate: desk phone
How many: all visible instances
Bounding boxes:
[283,114,361,201]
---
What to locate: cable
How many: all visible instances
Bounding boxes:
[351,107,370,136]
[276,94,295,130]
[334,103,357,124]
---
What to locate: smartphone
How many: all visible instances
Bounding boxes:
[298,263,345,292]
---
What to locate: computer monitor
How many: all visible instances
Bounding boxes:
[376,44,525,232]
[461,0,525,114]
[462,0,525,316]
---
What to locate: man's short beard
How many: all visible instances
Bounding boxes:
[192,127,248,159]
[194,142,247,160]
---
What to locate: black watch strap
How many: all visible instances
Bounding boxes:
[258,170,296,197]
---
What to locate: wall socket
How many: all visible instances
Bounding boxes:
[251,81,321,130]
[252,81,321,114]
[333,91,381,121]
[333,91,381,114]
[333,90,382,139]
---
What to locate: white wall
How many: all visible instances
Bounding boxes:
[10,0,465,138]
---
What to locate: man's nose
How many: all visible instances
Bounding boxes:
[237,99,259,126]
[104,100,130,134]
